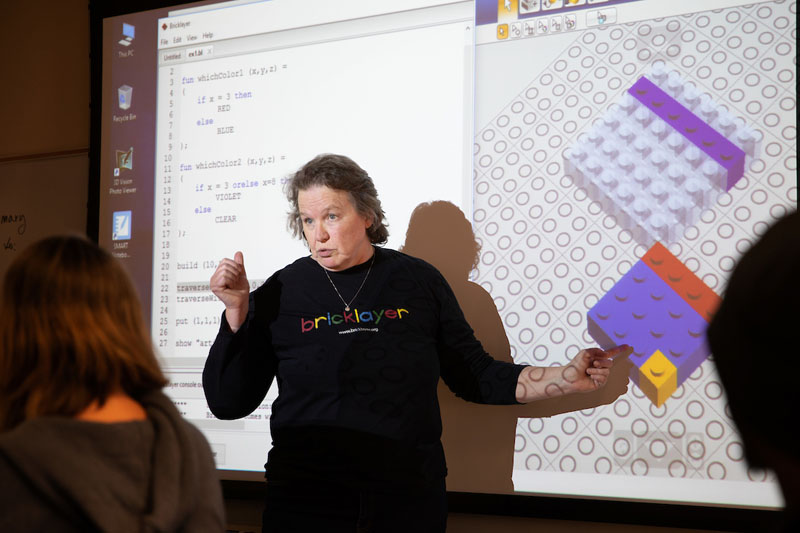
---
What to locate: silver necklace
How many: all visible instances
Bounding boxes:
[322,252,375,312]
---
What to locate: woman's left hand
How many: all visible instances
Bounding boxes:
[563,345,633,393]
[516,344,632,402]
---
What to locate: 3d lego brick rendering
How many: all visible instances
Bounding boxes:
[566,62,760,247]
[473,1,795,487]
[587,242,721,407]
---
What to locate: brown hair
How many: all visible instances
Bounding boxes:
[286,153,389,245]
[0,235,167,431]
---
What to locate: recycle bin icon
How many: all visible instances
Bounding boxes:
[118,85,133,110]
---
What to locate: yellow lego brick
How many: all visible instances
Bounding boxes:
[639,350,677,407]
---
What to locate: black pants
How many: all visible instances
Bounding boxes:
[261,479,447,533]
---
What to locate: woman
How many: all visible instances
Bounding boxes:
[0,236,225,532]
[204,154,630,532]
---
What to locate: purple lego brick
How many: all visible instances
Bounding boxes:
[587,260,710,385]
[628,76,745,191]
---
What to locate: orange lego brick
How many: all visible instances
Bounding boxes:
[642,242,720,322]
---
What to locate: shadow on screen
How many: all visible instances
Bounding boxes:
[400,200,631,494]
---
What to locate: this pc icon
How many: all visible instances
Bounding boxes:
[112,211,132,241]
[120,23,135,46]
[118,85,133,110]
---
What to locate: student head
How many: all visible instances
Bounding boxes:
[0,235,167,431]
[707,210,799,511]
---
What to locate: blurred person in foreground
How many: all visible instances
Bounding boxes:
[0,235,225,532]
[204,153,631,532]
[707,209,799,532]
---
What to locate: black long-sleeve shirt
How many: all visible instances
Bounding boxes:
[203,247,525,488]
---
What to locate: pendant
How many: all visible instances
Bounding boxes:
[345,306,350,312]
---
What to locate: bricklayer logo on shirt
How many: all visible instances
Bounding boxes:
[300,307,410,333]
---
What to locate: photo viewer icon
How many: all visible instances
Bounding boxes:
[116,147,134,172]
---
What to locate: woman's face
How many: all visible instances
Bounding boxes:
[298,185,374,271]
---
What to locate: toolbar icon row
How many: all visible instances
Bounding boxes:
[497,13,577,39]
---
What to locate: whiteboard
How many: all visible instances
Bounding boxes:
[0,153,89,295]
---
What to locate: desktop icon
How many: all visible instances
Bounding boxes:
[114,147,133,176]
[119,23,135,46]
[112,211,132,241]
[118,85,133,110]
